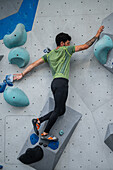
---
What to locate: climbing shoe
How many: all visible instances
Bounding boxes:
[41,133,58,142]
[32,118,40,136]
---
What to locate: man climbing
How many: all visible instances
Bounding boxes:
[13,25,104,141]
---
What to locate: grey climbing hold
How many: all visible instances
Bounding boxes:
[18,98,82,170]
[8,47,30,68]
[0,55,4,61]
[94,35,113,65]
[3,86,29,107]
[3,23,27,49]
[104,123,113,151]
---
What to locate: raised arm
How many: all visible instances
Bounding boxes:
[75,25,104,52]
[13,57,44,80]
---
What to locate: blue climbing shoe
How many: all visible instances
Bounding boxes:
[0,81,7,93]
[5,74,13,86]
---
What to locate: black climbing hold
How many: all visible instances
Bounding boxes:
[39,142,43,145]
[18,145,44,164]
[43,143,47,147]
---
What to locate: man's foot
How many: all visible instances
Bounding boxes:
[41,133,58,142]
[32,118,40,136]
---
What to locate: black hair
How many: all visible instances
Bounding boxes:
[55,32,71,46]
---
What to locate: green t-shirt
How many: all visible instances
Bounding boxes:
[42,46,75,80]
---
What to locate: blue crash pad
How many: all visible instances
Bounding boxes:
[3,23,27,49]
[3,86,29,107]
[94,35,113,65]
[8,47,30,68]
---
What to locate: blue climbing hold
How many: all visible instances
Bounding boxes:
[43,47,51,53]
[5,74,13,86]
[94,35,113,65]
[0,165,3,169]
[48,141,59,150]
[8,47,30,68]
[3,23,27,49]
[0,81,7,93]
[3,87,29,107]
[30,133,39,145]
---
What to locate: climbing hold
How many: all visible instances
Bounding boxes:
[43,47,51,53]
[0,81,7,93]
[94,35,113,65]
[3,23,27,49]
[48,141,59,150]
[39,142,43,145]
[0,165,3,169]
[3,86,29,107]
[59,130,64,136]
[43,143,48,147]
[18,145,44,164]
[30,133,39,145]
[8,47,30,68]
[104,123,113,151]
[5,74,13,86]
[0,55,4,61]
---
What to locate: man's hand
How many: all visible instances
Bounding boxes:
[96,25,104,38]
[13,73,23,81]
[75,25,104,52]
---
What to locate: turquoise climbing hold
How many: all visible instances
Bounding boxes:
[3,87,29,107]
[94,35,113,65]
[59,130,64,136]
[3,23,27,49]
[8,47,30,68]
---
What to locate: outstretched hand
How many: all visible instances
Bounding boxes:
[96,25,104,38]
[13,73,23,81]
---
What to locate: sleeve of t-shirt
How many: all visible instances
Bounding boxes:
[41,54,48,62]
[66,46,75,55]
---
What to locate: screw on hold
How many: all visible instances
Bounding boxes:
[59,130,64,136]
[43,143,47,147]
[39,142,43,145]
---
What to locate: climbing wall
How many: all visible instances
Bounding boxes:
[1,0,113,170]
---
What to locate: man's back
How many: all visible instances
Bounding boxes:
[42,46,75,79]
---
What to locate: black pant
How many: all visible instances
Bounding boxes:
[39,78,69,133]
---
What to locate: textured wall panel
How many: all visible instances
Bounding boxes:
[0,0,113,170]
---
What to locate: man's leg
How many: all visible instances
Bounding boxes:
[42,78,68,137]
[32,78,68,141]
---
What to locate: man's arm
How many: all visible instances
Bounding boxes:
[75,26,104,52]
[13,58,45,80]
